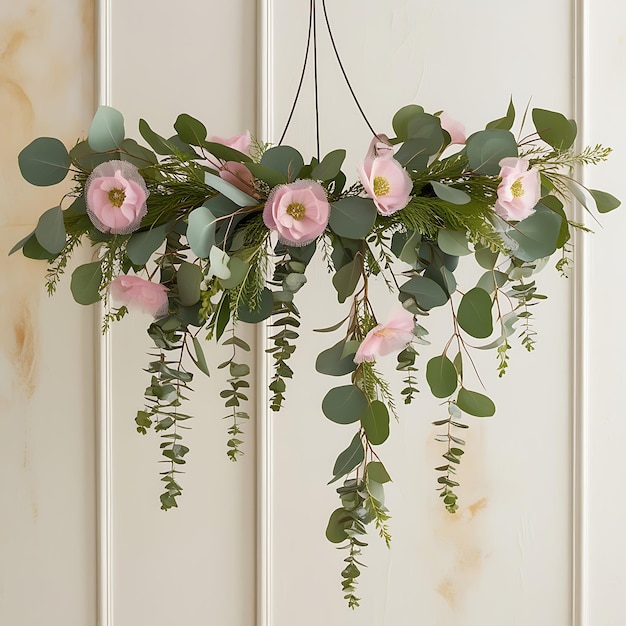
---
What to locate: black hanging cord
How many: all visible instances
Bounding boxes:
[278,0,377,152]
[320,0,378,139]
[278,0,314,146]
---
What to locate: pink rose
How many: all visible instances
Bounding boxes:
[263,179,330,246]
[439,112,467,145]
[494,157,540,221]
[109,275,168,318]
[219,161,258,196]
[354,309,415,364]
[357,136,412,216]
[85,160,148,235]
[208,131,251,155]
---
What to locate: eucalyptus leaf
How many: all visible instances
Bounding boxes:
[220,257,249,289]
[119,138,158,167]
[88,105,125,151]
[362,400,390,445]
[591,189,621,213]
[70,262,102,305]
[426,355,458,398]
[127,223,169,265]
[322,385,368,424]
[205,171,257,207]
[456,388,496,417]
[475,246,499,269]
[457,288,493,339]
[431,181,470,205]
[261,146,304,181]
[367,461,391,484]
[332,257,361,303]
[315,340,358,376]
[245,162,287,187]
[311,149,346,181]
[18,137,70,186]
[486,98,515,131]
[329,197,377,239]
[510,207,563,262]
[138,119,176,155]
[238,287,273,323]
[202,141,252,163]
[466,129,518,175]
[8,230,35,256]
[35,206,65,254]
[399,275,449,310]
[330,433,365,483]
[532,108,577,150]
[437,229,471,256]
[173,113,207,146]
[187,206,216,258]
[326,508,351,543]
[177,262,203,306]
[191,337,211,377]
[392,104,425,141]
[23,234,57,260]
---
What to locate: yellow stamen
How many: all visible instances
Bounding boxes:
[510,178,525,198]
[286,202,306,220]
[373,176,391,197]
[108,187,126,207]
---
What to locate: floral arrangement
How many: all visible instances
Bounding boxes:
[11,101,619,607]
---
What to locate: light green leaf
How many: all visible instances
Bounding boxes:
[457,287,493,339]
[437,229,471,256]
[127,223,169,265]
[70,262,102,305]
[329,197,377,239]
[322,385,368,424]
[426,355,458,398]
[456,388,496,417]
[362,400,390,445]
[209,246,231,280]
[18,137,70,186]
[431,181,470,205]
[204,171,257,207]
[35,206,65,254]
[187,206,216,258]
[88,106,125,151]
[330,433,365,483]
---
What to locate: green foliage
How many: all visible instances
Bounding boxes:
[19,137,70,186]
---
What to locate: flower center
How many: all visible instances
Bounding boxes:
[286,202,306,220]
[373,176,391,196]
[108,187,126,208]
[510,177,525,198]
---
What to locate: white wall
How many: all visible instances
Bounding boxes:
[1,1,624,624]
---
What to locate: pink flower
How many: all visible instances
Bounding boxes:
[439,112,466,145]
[263,179,330,246]
[109,275,168,318]
[494,157,541,221]
[354,309,415,364]
[219,161,258,196]
[85,160,148,235]
[208,131,251,155]
[357,136,412,216]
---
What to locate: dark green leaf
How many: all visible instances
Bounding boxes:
[399,275,449,310]
[261,146,304,181]
[362,400,390,445]
[456,388,496,417]
[457,288,493,339]
[392,104,425,141]
[426,355,458,398]
[70,262,102,305]
[322,385,368,424]
[311,149,346,181]
[173,113,207,146]
[202,141,252,163]
[191,337,210,377]
[138,119,176,155]
[329,197,377,239]
[509,205,562,262]
[315,340,358,377]
[466,129,518,175]
[238,287,273,323]
[367,461,391,484]
[126,223,169,265]
[590,189,621,214]
[177,262,203,306]
[119,138,158,167]
[18,137,70,186]
[486,98,515,131]
[35,206,65,254]
[330,433,365,483]
[532,108,577,150]
[332,257,361,303]
[437,229,471,256]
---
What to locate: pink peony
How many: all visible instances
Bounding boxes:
[109,275,168,318]
[494,157,541,221]
[208,131,252,155]
[439,112,467,145]
[354,309,415,364]
[85,160,148,235]
[263,179,330,246]
[357,136,412,216]
[219,161,258,196]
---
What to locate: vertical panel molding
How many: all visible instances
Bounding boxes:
[96,1,113,625]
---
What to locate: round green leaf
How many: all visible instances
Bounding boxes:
[532,108,577,151]
[315,340,358,377]
[261,146,304,182]
[457,287,493,339]
[466,129,518,175]
[329,197,377,239]
[426,355,458,398]
[392,104,425,140]
[18,137,70,186]
[238,287,273,323]
[456,388,496,417]
[326,508,351,544]
[399,275,449,310]
[35,206,66,254]
[88,105,125,151]
[437,229,472,256]
[126,223,169,265]
[177,262,203,306]
[510,206,562,262]
[322,385,368,424]
[70,262,102,305]
[362,400,390,445]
